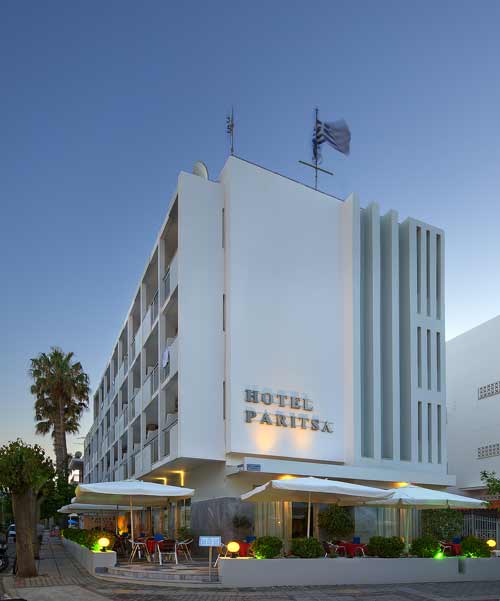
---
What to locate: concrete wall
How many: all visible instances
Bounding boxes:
[218,557,462,587]
[62,538,117,574]
[221,157,348,463]
[447,315,500,490]
[177,172,225,462]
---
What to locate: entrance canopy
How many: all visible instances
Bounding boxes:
[365,484,488,509]
[241,477,394,505]
[75,479,194,507]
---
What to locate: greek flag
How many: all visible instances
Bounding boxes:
[313,119,351,162]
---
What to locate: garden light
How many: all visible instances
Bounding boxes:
[98,537,110,552]
[433,551,444,560]
[227,541,240,556]
[487,539,496,548]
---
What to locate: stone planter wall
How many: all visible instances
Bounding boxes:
[218,557,461,587]
[62,537,117,574]
[459,558,500,580]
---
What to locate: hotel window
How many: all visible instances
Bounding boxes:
[478,380,500,400]
[223,380,226,420]
[426,329,431,391]
[427,403,432,463]
[437,405,442,464]
[416,227,422,313]
[418,401,423,463]
[426,230,431,317]
[436,332,441,392]
[417,327,422,388]
[436,234,442,319]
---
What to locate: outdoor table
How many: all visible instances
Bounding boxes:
[146,539,160,555]
[343,542,367,558]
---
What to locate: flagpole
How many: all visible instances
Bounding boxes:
[314,107,319,190]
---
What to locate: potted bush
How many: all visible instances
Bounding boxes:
[461,536,490,558]
[318,506,354,541]
[250,536,283,559]
[366,536,404,558]
[409,535,440,558]
[290,537,324,558]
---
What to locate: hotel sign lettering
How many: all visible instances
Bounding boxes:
[244,389,333,433]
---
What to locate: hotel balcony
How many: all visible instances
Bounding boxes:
[161,337,178,383]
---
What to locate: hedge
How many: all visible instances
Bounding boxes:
[62,528,116,551]
[290,537,324,558]
[250,536,283,559]
[366,536,405,558]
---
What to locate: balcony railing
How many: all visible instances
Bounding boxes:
[151,364,159,396]
[161,337,178,382]
[123,404,129,425]
[145,435,159,465]
[162,269,171,304]
[151,291,159,326]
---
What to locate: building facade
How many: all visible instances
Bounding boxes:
[83,156,452,540]
[447,315,500,498]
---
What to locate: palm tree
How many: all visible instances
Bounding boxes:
[29,348,90,475]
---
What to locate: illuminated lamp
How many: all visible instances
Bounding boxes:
[487,539,497,548]
[434,551,444,560]
[98,537,110,552]
[227,541,240,557]
[394,482,409,488]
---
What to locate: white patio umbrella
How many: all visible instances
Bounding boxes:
[241,477,394,537]
[57,503,145,514]
[365,484,487,548]
[75,480,194,540]
[365,484,487,510]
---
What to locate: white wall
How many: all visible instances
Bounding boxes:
[177,172,225,461]
[221,158,348,463]
[447,315,500,490]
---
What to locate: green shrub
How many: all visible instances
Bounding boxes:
[410,535,440,558]
[422,509,464,540]
[461,536,491,558]
[250,536,283,559]
[290,537,324,558]
[366,536,405,558]
[317,506,354,539]
[176,526,193,541]
[62,528,116,551]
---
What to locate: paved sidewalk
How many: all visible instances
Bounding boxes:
[3,537,500,600]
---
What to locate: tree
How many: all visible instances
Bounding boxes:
[317,506,354,539]
[421,508,463,540]
[29,347,90,475]
[481,470,500,497]
[0,440,54,577]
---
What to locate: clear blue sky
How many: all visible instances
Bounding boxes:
[2,0,500,457]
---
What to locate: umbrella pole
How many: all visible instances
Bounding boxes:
[130,497,134,541]
[307,492,311,538]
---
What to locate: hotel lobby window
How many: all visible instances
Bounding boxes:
[291,502,314,538]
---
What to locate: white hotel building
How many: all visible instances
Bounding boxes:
[83,156,452,540]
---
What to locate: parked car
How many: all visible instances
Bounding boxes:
[7,524,15,543]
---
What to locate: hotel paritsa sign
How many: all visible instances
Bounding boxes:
[244,389,334,433]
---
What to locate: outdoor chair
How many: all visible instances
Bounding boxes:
[214,543,228,567]
[129,539,150,563]
[322,541,334,557]
[157,539,178,565]
[176,538,193,561]
[330,541,347,556]
[440,541,453,555]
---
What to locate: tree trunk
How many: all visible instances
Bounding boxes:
[53,401,68,476]
[12,491,37,577]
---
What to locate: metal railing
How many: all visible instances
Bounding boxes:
[145,435,159,464]
[151,291,159,325]
[151,364,159,395]
[163,269,171,303]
